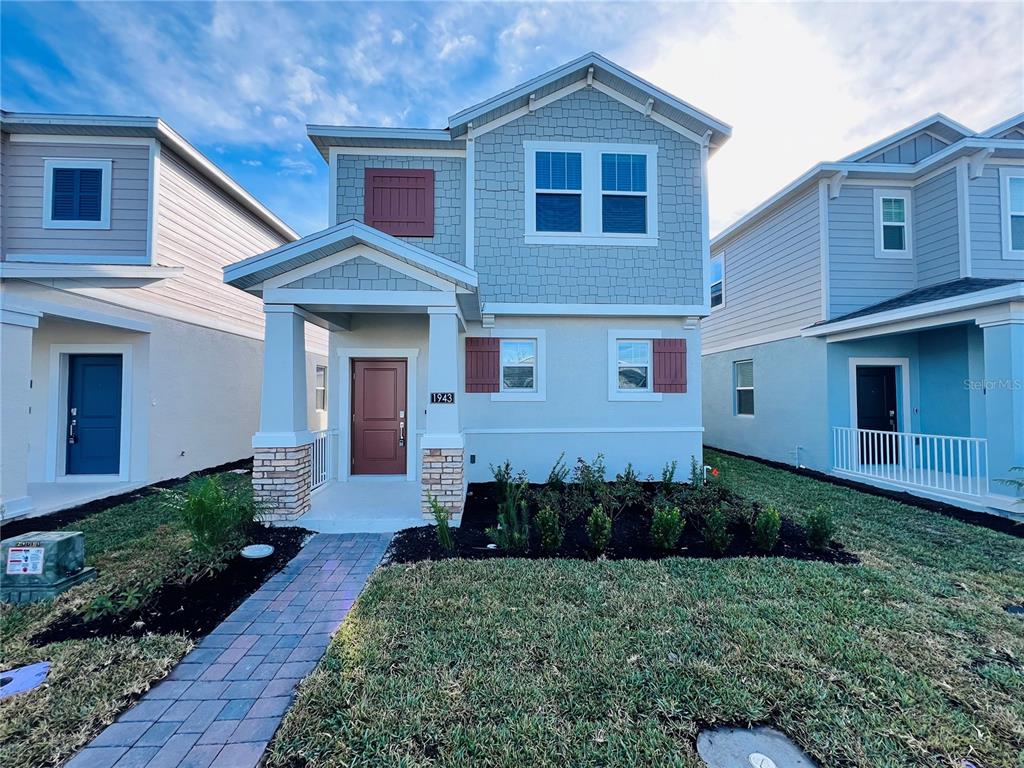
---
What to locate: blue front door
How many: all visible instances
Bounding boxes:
[66,354,123,475]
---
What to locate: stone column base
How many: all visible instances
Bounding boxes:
[253,444,312,522]
[421,448,465,518]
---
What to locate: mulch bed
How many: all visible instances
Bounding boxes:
[387,482,857,565]
[31,524,309,645]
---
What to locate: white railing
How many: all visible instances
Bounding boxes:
[833,427,989,498]
[310,429,333,492]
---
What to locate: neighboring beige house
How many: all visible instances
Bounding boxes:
[0,112,326,520]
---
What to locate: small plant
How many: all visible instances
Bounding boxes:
[531,484,562,515]
[486,476,530,553]
[546,451,570,488]
[997,467,1024,503]
[660,460,678,493]
[491,460,514,504]
[689,456,704,487]
[160,475,259,558]
[703,506,733,555]
[586,505,613,554]
[565,453,611,520]
[805,505,835,551]
[650,505,685,552]
[535,505,564,554]
[752,505,781,552]
[429,494,455,553]
[611,463,644,518]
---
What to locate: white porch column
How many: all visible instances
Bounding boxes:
[0,307,41,519]
[980,314,1024,499]
[421,307,465,517]
[252,305,313,521]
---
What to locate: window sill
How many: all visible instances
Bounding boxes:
[525,234,658,247]
[1002,249,1024,261]
[735,413,755,418]
[874,250,912,260]
[42,220,111,230]
[609,391,662,402]
[491,391,546,402]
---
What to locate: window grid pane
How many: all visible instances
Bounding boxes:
[500,340,537,391]
[1010,215,1024,250]
[536,193,581,232]
[734,360,754,389]
[601,153,647,192]
[881,197,905,224]
[882,224,906,250]
[602,195,646,234]
[536,151,581,191]
[617,340,651,391]
[1009,178,1024,212]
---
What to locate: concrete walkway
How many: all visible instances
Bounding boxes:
[67,533,391,768]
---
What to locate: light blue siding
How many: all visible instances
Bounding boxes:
[473,87,703,305]
[969,165,1024,279]
[863,132,948,164]
[334,154,465,265]
[828,185,916,317]
[703,188,821,351]
[913,169,960,287]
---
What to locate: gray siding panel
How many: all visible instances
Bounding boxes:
[474,87,703,305]
[969,165,1024,280]
[283,255,438,291]
[702,188,821,351]
[3,140,149,259]
[335,155,465,264]
[914,169,960,287]
[864,133,948,164]
[828,185,916,317]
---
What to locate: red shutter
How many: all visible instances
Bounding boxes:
[465,337,500,393]
[364,169,434,237]
[653,338,687,393]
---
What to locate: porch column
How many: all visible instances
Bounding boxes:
[421,307,464,518]
[252,305,313,521]
[980,315,1024,499]
[0,307,40,519]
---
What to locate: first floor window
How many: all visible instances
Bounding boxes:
[617,340,652,391]
[710,255,724,308]
[735,359,754,415]
[500,339,537,391]
[1008,176,1024,252]
[314,365,327,411]
[534,151,582,232]
[880,196,907,252]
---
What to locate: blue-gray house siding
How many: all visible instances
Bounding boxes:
[914,168,960,287]
[969,165,1023,280]
[864,132,948,164]
[473,87,703,305]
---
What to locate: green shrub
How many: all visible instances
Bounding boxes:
[566,454,611,520]
[486,478,530,553]
[547,451,570,488]
[586,505,612,554]
[429,494,455,553]
[491,460,514,504]
[805,505,835,551]
[703,506,732,555]
[531,484,562,515]
[661,460,678,493]
[752,505,781,552]
[650,505,685,552]
[161,475,259,557]
[997,467,1024,504]
[535,505,564,554]
[611,463,644,518]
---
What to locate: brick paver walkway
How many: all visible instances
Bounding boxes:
[67,533,391,768]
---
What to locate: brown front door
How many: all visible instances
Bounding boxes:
[351,359,407,475]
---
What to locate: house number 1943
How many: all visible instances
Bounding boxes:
[430,392,455,404]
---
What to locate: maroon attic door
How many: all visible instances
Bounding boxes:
[653,338,687,393]
[465,337,500,393]
[364,169,434,237]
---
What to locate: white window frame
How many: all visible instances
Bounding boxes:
[314,364,327,412]
[491,329,546,402]
[709,253,725,311]
[43,158,113,230]
[873,188,912,259]
[734,359,754,417]
[1002,170,1024,260]
[607,329,662,402]
[525,141,658,247]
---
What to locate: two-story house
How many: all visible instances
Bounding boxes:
[223,53,731,526]
[0,112,327,520]
[702,113,1024,514]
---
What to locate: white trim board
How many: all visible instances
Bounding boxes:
[464,426,704,434]
[335,346,419,482]
[1001,168,1024,260]
[42,158,113,230]
[482,302,705,317]
[847,356,913,433]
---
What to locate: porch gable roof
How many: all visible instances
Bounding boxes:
[223,219,478,293]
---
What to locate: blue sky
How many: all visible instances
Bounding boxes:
[3,1,1022,236]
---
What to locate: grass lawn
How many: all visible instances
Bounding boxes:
[1,476,223,767]
[268,450,1024,767]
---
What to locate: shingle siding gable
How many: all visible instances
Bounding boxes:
[283,255,439,291]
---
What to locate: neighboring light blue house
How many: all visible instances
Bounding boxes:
[702,113,1024,515]
[224,53,730,526]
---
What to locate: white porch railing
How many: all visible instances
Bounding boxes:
[310,429,334,492]
[833,427,989,498]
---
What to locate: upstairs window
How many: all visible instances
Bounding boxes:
[525,142,657,246]
[601,153,647,234]
[43,159,112,229]
[874,190,911,258]
[709,255,724,309]
[364,168,434,237]
[1005,174,1024,258]
[534,151,582,233]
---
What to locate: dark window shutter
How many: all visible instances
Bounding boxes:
[51,167,103,221]
[465,337,500,393]
[364,169,434,237]
[76,168,103,220]
[51,168,77,220]
[653,338,687,393]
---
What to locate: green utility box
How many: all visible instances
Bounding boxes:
[1,531,97,604]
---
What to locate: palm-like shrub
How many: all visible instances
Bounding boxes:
[161,475,260,558]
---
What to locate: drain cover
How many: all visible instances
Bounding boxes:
[697,726,818,768]
[0,661,50,699]
[240,544,274,559]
